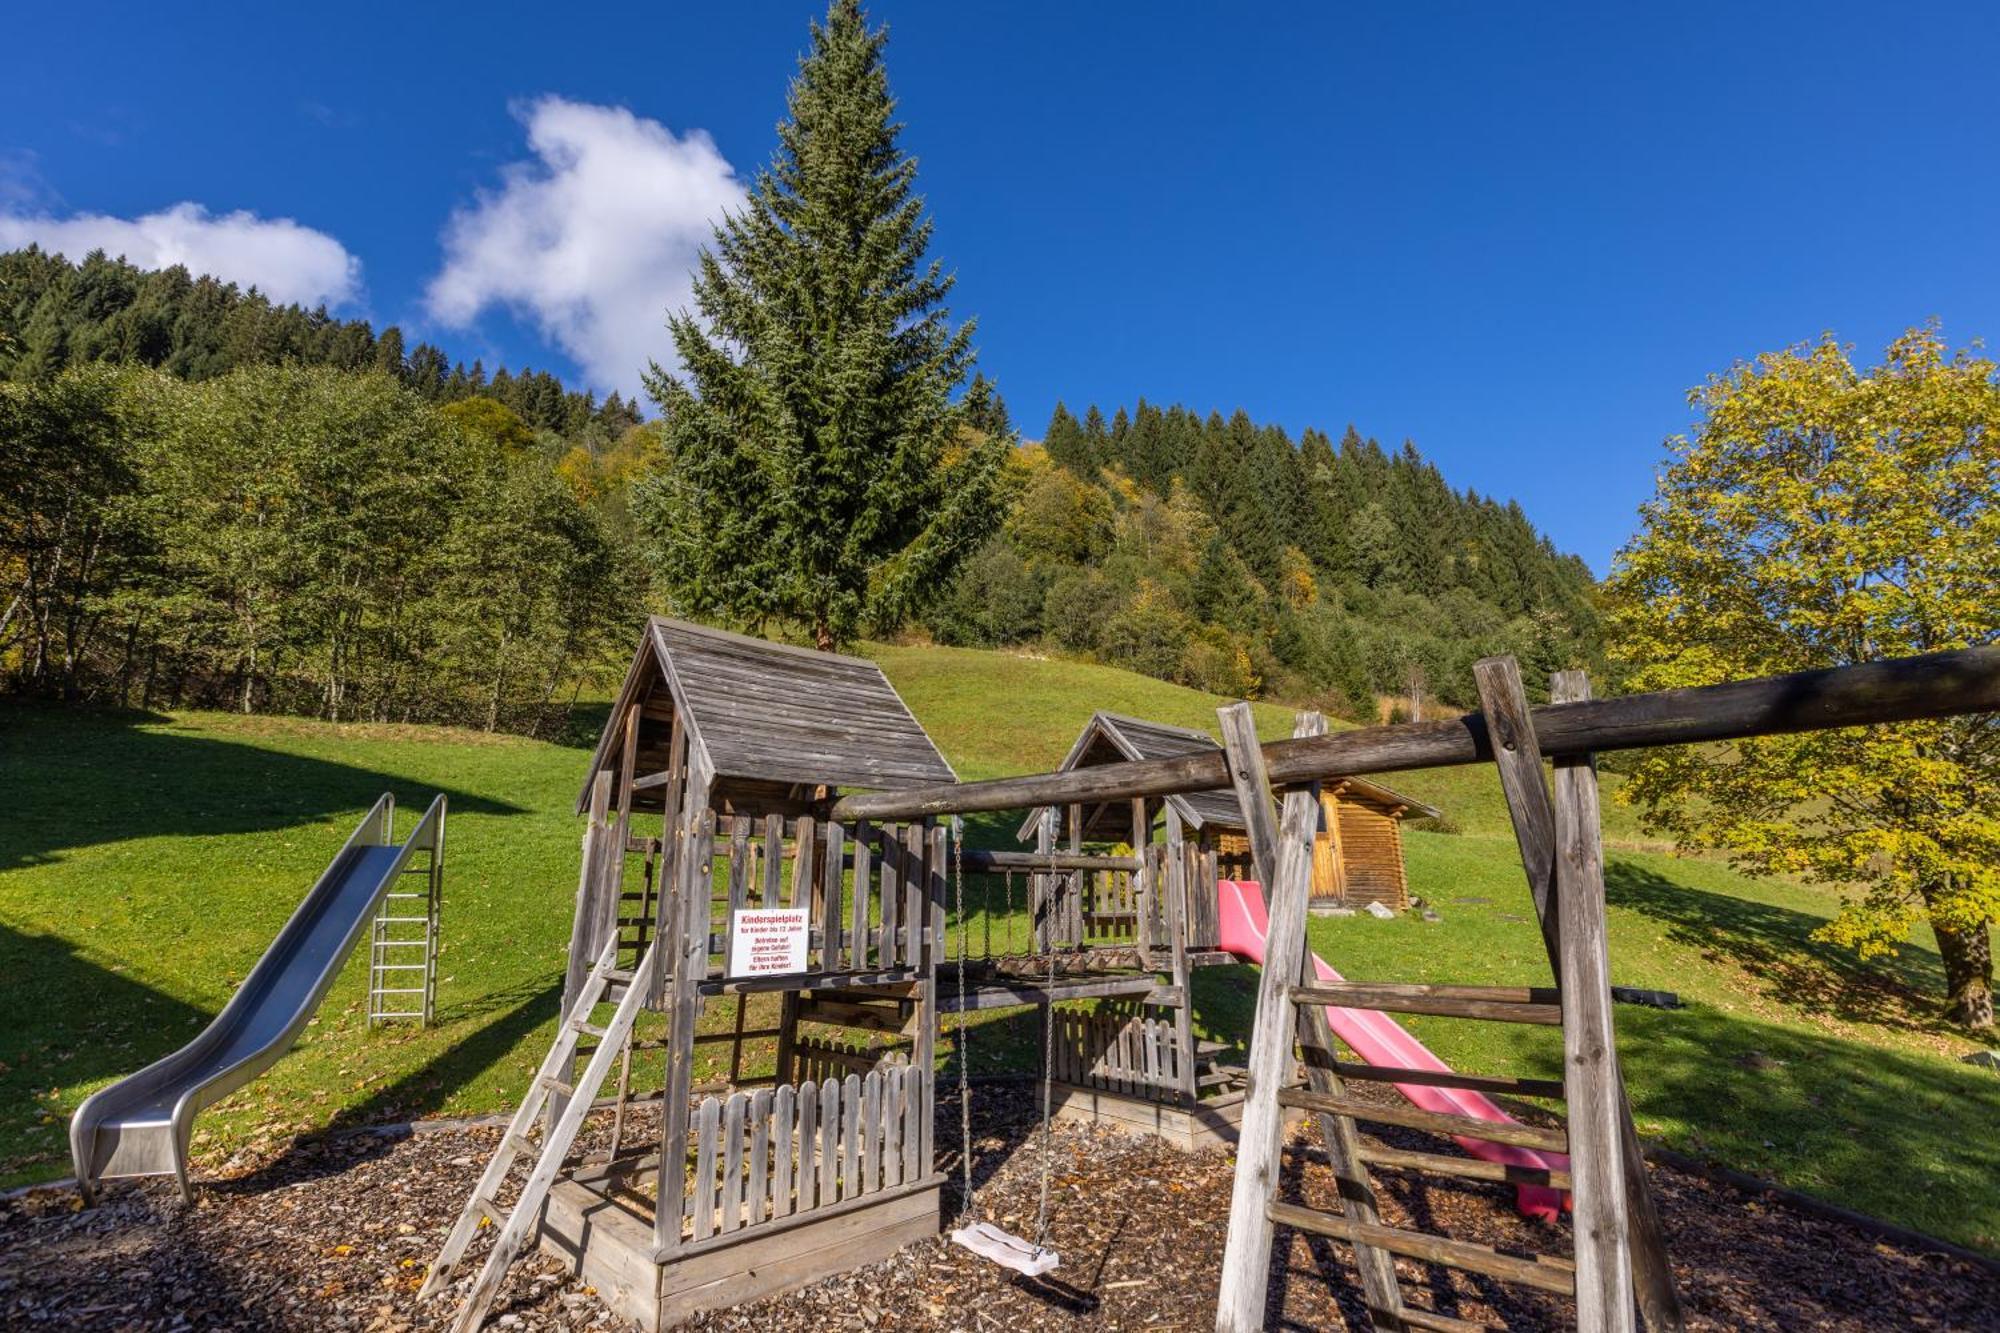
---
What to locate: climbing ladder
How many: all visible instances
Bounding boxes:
[1212,667,1684,1333]
[368,813,444,1026]
[419,937,659,1333]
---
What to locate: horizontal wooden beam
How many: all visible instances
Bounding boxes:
[1358,1142,1573,1191]
[940,977,1181,1012]
[1329,1059,1567,1101]
[960,849,1142,872]
[1267,1200,1578,1295]
[829,645,2000,821]
[1292,983,1563,1026]
[1278,1087,1570,1152]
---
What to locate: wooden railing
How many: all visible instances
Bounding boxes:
[1053,1004,1184,1101]
[697,815,944,978]
[680,1063,929,1244]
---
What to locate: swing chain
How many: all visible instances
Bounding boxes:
[952,816,974,1222]
[1036,813,1061,1249]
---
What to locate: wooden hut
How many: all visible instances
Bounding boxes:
[1023,712,1437,913]
[538,618,960,1329]
[1309,776,1436,912]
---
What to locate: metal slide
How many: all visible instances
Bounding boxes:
[69,792,446,1203]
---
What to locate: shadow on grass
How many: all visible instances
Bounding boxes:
[0,701,524,872]
[1615,999,2000,1253]
[0,923,213,1181]
[1603,860,1951,1032]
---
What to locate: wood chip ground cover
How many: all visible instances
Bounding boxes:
[2,1086,1992,1331]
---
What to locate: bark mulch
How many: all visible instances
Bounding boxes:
[2,1085,1993,1332]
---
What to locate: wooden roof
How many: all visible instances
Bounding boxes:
[576,618,955,811]
[1016,711,1438,842]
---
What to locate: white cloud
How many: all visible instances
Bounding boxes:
[0,201,361,308]
[425,96,743,400]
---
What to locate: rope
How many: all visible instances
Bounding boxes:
[952,817,974,1222]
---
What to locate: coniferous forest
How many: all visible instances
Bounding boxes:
[2,245,1600,729]
[927,400,1601,714]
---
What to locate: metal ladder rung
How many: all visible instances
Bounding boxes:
[373,939,431,947]
[374,987,429,995]
[375,963,430,972]
[377,916,432,924]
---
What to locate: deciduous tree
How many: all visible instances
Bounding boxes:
[1608,328,1999,1029]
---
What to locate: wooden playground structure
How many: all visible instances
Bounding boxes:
[415,618,2000,1333]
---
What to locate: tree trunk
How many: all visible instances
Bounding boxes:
[813,614,835,652]
[1935,915,1994,1031]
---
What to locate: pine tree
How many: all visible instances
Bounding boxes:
[636,0,1003,649]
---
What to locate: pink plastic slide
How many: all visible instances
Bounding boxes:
[1217,879,1568,1220]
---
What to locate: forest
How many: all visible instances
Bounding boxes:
[927,401,1601,714]
[2,245,1602,729]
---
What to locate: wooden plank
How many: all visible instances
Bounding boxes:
[773,1085,797,1219]
[904,821,927,965]
[860,1072,884,1192]
[823,820,846,972]
[903,1061,923,1184]
[720,1093,746,1235]
[1214,706,1403,1333]
[1279,1086,1569,1153]
[650,713,688,1006]
[879,824,900,969]
[851,822,873,971]
[1331,1060,1567,1101]
[1359,1142,1572,1191]
[830,646,2000,821]
[1292,983,1563,1026]
[879,1066,901,1190]
[819,1077,841,1207]
[749,1088,772,1227]
[1268,1201,1577,1296]
[692,1096,720,1241]
[763,814,784,908]
[796,1079,819,1213]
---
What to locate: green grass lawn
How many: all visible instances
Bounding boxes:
[2,643,1994,1256]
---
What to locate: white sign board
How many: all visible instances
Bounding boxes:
[728,908,809,978]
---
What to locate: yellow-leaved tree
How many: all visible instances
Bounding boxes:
[1608,328,1999,1030]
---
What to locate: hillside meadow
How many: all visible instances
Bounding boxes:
[1,642,1993,1254]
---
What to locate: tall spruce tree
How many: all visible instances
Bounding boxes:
[636,0,1003,650]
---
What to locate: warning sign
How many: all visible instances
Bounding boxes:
[727,908,810,977]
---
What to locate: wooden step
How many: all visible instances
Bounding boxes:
[1277,1087,1569,1153]
[1267,1201,1575,1296]
[1328,1059,1566,1101]
[537,1075,574,1098]
[1357,1143,1571,1191]
[1291,982,1562,1026]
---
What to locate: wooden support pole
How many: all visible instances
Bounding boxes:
[655,758,714,1254]
[1474,657,1683,1333]
[651,715,688,1006]
[1214,706,1405,1333]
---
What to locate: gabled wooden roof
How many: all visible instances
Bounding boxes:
[1016,711,1439,842]
[1017,712,1245,841]
[576,618,955,811]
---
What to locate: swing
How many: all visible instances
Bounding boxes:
[947,817,1062,1278]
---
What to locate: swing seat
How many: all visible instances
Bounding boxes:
[950,1221,1060,1277]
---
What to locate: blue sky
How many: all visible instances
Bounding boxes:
[4,3,1995,572]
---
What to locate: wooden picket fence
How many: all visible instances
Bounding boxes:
[681,1063,929,1244]
[1053,1005,1183,1101]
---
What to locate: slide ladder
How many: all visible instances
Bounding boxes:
[420,937,658,1333]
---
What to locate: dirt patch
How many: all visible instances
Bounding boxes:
[2,1087,1992,1331]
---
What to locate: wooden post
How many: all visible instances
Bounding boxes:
[651,715,688,1006]
[1213,706,1405,1333]
[1474,657,1683,1333]
[656,757,715,1255]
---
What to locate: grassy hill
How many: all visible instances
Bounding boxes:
[1,643,1994,1254]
